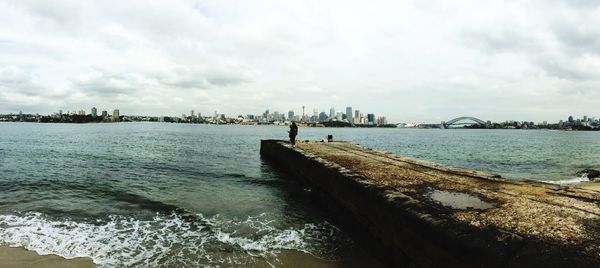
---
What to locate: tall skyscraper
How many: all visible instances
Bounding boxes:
[367,113,375,125]
[91,107,97,117]
[346,107,353,124]
[113,109,120,122]
[273,111,281,121]
[288,110,294,121]
[329,107,335,119]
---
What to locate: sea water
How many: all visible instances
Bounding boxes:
[0,123,598,266]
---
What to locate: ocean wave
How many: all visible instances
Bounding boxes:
[0,212,348,267]
[542,176,590,185]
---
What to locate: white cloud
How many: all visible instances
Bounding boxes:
[1,0,599,121]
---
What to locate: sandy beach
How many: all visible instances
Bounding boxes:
[0,246,95,268]
[0,246,385,267]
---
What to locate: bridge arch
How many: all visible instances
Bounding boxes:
[442,117,487,128]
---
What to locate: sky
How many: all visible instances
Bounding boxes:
[1,0,600,123]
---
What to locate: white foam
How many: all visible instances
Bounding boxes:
[0,212,346,267]
[542,176,590,185]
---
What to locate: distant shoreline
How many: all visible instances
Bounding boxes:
[1,121,600,131]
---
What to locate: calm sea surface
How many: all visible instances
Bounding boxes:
[0,123,599,266]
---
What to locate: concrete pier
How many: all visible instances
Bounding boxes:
[260,140,600,268]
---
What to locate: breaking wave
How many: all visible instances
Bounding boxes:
[0,212,348,267]
[542,176,590,185]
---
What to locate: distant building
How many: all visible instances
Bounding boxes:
[329,107,335,119]
[367,113,375,125]
[101,110,108,118]
[78,110,86,116]
[319,112,328,122]
[288,110,294,121]
[113,109,120,122]
[346,107,353,124]
[273,111,282,121]
[378,116,387,125]
[91,107,97,117]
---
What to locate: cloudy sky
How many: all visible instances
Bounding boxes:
[1,0,599,122]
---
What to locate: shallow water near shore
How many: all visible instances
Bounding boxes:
[0,123,599,266]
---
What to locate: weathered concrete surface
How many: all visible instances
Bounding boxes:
[577,182,600,192]
[260,140,600,268]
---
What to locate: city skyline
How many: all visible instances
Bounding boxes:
[2,1,600,122]
[3,105,599,128]
[1,104,389,124]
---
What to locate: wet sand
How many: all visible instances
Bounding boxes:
[0,246,95,268]
[0,246,382,267]
[258,249,387,268]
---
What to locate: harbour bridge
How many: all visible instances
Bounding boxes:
[441,116,487,129]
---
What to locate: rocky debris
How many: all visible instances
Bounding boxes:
[576,169,600,180]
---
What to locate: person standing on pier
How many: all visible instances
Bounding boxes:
[289,122,298,147]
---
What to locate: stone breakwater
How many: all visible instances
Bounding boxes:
[260,140,600,268]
